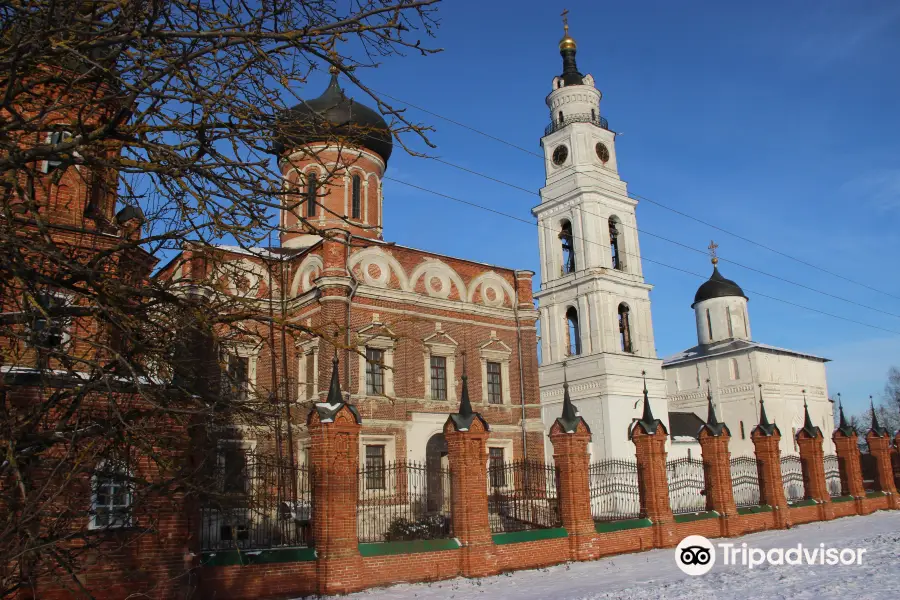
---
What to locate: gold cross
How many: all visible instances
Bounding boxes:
[708,240,719,264]
[561,8,569,33]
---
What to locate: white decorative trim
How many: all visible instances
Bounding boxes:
[409,258,467,301]
[466,271,516,308]
[290,254,324,296]
[348,247,409,290]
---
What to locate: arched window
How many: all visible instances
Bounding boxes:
[558,111,564,124]
[726,306,734,338]
[618,303,632,353]
[740,420,746,440]
[566,307,581,356]
[306,172,317,217]
[742,308,749,337]
[591,108,596,122]
[351,174,362,219]
[559,220,575,274]
[728,358,739,380]
[706,309,713,340]
[609,218,623,270]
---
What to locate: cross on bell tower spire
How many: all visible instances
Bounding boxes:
[708,240,719,266]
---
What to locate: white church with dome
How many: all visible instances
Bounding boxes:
[536,19,834,460]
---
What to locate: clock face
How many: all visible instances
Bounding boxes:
[596,142,610,163]
[552,145,568,166]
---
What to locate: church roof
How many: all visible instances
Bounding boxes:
[662,338,829,368]
[692,265,747,307]
[272,72,393,163]
[668,411,704,439]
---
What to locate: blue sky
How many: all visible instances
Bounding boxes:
[303,0,900,416]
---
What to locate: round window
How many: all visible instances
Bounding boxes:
[552,145,569,166]
[596,142,610,163]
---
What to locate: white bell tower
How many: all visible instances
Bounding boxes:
[535,16,668,459]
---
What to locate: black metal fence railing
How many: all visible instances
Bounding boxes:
[730,456,761,508]
[199,454,313,551]
[667,457,706,514]
[357,460,452,543]
[488,460,561,533]
[823,454,842,497]
[781,455,804,502]
[588,458,641,522]
[544,112,610,136]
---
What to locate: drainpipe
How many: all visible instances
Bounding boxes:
[514,286,528,462]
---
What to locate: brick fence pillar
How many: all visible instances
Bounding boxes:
[797,400,833,519]
[698,432,737,536]
[867,430,899,508]
[833,404,866,515]
[307,355,363,595]
[750,392,790,528]
[444,374,495,578]
[549,381,597,561]
[630,378,674,548]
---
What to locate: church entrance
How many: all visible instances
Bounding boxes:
[425,433,448,513]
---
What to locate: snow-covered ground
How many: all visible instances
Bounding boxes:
[326,511,900,600]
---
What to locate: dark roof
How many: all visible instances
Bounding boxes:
[798,399,822,439]
[663,338,828,367]
[115,205,144,224]
[835,402,857,438]
[631,375,668,437]
[668,412,704,439]
[692,265,747,307]
[752,390,779,437]
[307,353,361,425]
[559,46,584,86]
[273,73,393,163]
[554,380,589,434]
[447,374,489,432]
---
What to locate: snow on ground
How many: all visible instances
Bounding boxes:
[324,511,900,600]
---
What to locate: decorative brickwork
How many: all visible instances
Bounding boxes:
[549,420,596,560]
[307,400,362,595]
[443,417,496,578]
[751,428,790,528]
[796,429,834,519]
[630,424,675,548]
[698,429,737,531]
[866,430,899,508]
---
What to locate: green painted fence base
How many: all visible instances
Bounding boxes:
[832,495,854,504]
[492,527,568,545]
[866,490,886,498]
[201,546,316,567]
[594,517,653,534]
[673,511,719,523]
[737,504,773,515]
[358,538,461,557]
[788,498,818,508]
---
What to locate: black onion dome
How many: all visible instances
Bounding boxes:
[692,265,747,307]
[273,74,393,164]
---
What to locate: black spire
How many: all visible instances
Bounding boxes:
[307,350,361,425]
[554,363,588,434]
[799,392,821,438]
[835,395,856,437]
[447,351,489,432]
[557,14,584,86]
[700,380,728,437]
[632,371,667,437]
[753,384,777,437]
[326,351,343,405]
[869,396,889,437]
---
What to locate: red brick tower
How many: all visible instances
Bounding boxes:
[273,67,392,247]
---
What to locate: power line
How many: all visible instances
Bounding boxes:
[376,88,900,303]
[385,175,900,337]
[426,156,900,321]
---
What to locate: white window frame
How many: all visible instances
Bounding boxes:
[359,435,396,494]
[479,333,512,405]
[221,344,259,401]
[297,340,319,402]
[424,342,457,401]
[26,289,73,350]
[486,440,514,492]
[89,460,133,530]
[357,337,395,397]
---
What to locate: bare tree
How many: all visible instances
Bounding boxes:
[0,1,440,596]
